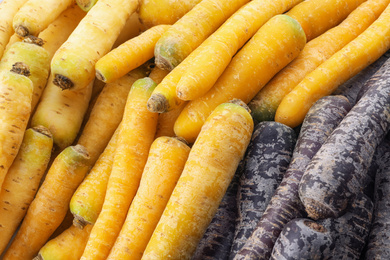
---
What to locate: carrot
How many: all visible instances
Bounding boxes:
[35,224,93,260]
[111,12,142,50]
[0,126,53,255]
[3,144,90,260]
[77,65,150,165]
[3,33,23,52]
[142,100,253,260]
[154,0,250,70]
[51,0,139,91]
[0,36,50,111]
[70,127,119,228]
[76,0,98,11]
[147,0,303,113]
[95,24,170,83]
[12,0,75,37]
[174,14,306,143]
[80,77,158,260]
[138,0,201,29]
[275,3,390,128]
[107,136,190,259]
[0,0,28,59]
[0,63,33,189]
[249,0,389,123]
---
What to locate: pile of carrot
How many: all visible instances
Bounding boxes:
[0,0,390,259]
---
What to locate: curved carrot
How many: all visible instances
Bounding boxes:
[142,101,253,260]
[275,3,390,128]
[80,77,158,260]
[3,145,90,260]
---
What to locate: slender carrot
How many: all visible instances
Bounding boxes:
[154,0,250,70]
[12,0,75,37]
[249,0,390,122]
[0,0,28,59]
[95,24,170,83]
[174,14,306,143]
[0,126,53,255]
[107,136,190,260]
[142,100,253,260]
[51,0,139,90]
[81,77,158,260]
[3,145,90,260]
[275,3,390,128]
[0,63,33,189]
[147,0,303,113]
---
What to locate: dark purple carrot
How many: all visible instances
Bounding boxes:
[364,138,390,260]
[270,218,334,260]
[298,58,390,220]
[229,121,296,257]
[233,95,352,260]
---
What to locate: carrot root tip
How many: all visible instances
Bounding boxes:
[95,70,106,83]
[15,25,30,37]
[155,54,175,71]
[73,214,90,229]
[229,98,251,113]
[23,35,45,47]
[304,198,338,220]
[10,62,30,77]
[32,254,43,260]
[53,74,74,90]
[32,125,52,139]
[147,93,169,113]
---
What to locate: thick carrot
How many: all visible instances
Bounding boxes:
[275,3,390,128]
[142,101,253,260]
[3,145,90,260]
[154,0,250,70]
[0,63,33,189]
[0,0,28,59]
[107,136,190,260]
[51,0,139,90]
[286,0,366,41]
[0,126,53,255]
[147,0,303,113]
[249,0,390,122]
[12,0,75,37]
[95,25,170,83]
[80,77,158,260]
[174,14,306,143]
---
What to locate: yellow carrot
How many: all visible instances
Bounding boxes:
[142,101,253,260]
[174,14,306,144]
[0,0,28,59]
[81,77,158,260]
[51,0,139,90]
[35,224,93,260]
[95,24,170,83]
[77,65,150,165]
[12,0,75,37]
[286,0,367,42]
[249,0,390,122]
[0,63,33,189]
[154,0,250,70]
[3,145,90,260]
[148,66,170,85]
[108,136,190,260]
[0,126,53,255]
[275,3,390,128]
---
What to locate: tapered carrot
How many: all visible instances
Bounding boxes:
[12,0,75,37]
[3,145,90,260]
[0,0,28,59]
[154,0,250,70]
[0,63,33,189]
[107,136,190,260]
[95,24,170,83]
[275,3,390,128]
[0,126,53,255]
[142,101,253,260]
[51,0,139,90]
[81,77,158,260]
[249,0,390,122]
[174,14,306,143]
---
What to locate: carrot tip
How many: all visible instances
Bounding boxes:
[53,74,74,90]
[229,99,251,113]
[10,62,30,77]
[32,125,53,139]
[15,25,29,37]
[95,70,106,83]
[155,54,175,71]
[304,198,338,220]
[73,214,90,229]
[23,35,45,47]
[32,254,43,260]
[147,93,169,113]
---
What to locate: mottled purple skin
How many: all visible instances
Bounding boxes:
[270,218,334,260]
[299,60,390,220]
[233,95,352,260]
[229,121,296,258]
[364,138,390,260]
[319,192,374,260]
[192,160,245,260]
